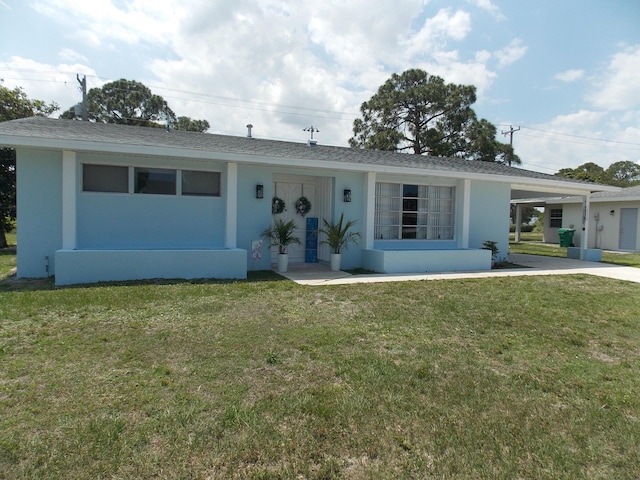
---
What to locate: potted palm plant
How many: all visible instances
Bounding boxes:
[261,218,301,273]
[319,213,361,271]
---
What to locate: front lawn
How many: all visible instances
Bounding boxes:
[1,259,639,478]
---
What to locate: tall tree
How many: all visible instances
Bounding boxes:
[556,162,607,183]
[605,160,640,186]
[61,79,209,132]
[174,116,210,133]
[349,69,516,163]
[0,86,59,248]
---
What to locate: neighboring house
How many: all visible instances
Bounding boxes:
[541,186,640,251]
[0,117,619,285]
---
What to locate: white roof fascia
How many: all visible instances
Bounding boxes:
[3,133,620,195]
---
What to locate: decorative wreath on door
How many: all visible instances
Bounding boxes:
[272,196,286,215]
[295,196,312,217]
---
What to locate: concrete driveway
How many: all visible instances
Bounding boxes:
[279,253,640,286]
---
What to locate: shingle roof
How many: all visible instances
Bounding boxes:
[0,117,614,190]
[591,184,640,199]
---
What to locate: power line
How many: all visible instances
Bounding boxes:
[499,124,640,148]
[518,130,640,151]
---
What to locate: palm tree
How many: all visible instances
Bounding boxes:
[319,213,361,254]
[261,218,301,254]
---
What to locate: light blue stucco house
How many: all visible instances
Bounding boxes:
[0,117,618,285]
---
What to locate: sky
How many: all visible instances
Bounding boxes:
[1,0,639,175]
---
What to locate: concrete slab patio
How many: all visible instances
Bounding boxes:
[278,254,640,286]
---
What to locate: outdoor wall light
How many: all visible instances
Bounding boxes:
[256,183,264,199]
[343,188,352,203]
[610,209,615,216]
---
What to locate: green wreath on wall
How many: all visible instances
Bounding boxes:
[295,196,312,217]
[272,196,286,215]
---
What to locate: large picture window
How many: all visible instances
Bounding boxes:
[375,182,455,240]
[83,164,128,193]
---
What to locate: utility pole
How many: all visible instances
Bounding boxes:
[76,74,87,121]
[501,125,520,166]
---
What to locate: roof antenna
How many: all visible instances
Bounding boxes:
[303,125,319,146]
[246,124,253,138]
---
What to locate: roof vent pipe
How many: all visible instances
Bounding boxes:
[246,124,253,138]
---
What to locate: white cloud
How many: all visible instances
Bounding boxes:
[589,45,640,111]
[0,56,100,115]
[466,0,505,20]
[494,38,527,68]
[18,1,505,145]
[405,8,472,57]
[58,48,88,63]
[32,0,182,46]
[514,109,640,173]
[555,69,584,82]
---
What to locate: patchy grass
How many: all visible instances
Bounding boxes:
[509,241,568,258]
[0,248,16,281]
[1,264,640,478]
[509,231,543,242]
[510,241,640,268]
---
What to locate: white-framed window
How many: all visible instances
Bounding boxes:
[375,182,455,240]
[82,164,222,197]
[135,167,177,195]
[82,164,129,193]
[549,208,563,228]
[181,170,221,197]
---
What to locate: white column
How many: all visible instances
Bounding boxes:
[363,172,376,250]
[460,179,471,248]
[515,204,522,242]
[61,150,77,249]
[581,193,591,260]
[225,163,238,248]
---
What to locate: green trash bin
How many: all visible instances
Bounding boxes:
[558,228,576,247]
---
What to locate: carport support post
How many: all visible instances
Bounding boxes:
[514,203,522,243]
[581,193,591,261]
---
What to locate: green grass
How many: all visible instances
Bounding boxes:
[0,228,16,281]
[510,240,640,268]
[1,250,640,478]
[509,231,543,242]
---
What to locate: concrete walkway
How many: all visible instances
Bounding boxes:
[278,254,640,286]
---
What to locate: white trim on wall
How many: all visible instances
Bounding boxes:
[364,172,376,250]
[62,150,77,249]
[225,163,238,248]
[460,179,471,249]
